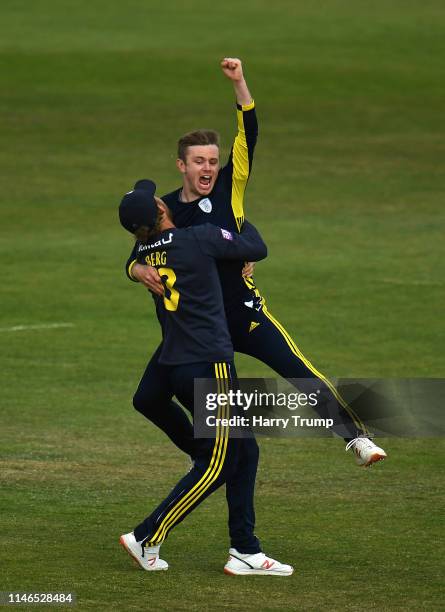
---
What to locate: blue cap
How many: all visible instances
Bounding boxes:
[119,179,157,233]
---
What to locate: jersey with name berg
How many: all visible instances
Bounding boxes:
[135,222,267,366]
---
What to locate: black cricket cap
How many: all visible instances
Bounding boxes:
[119,179,158,233]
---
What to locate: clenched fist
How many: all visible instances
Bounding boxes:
[221,57,244,82]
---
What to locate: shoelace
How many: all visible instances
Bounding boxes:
[345,434,376,451]
[345,437,366,451]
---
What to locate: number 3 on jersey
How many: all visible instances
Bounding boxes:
[158,267,180,311]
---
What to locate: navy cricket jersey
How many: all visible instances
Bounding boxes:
[126,101,260,313]
[134,222,267,366]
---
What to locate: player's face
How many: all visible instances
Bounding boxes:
[177,145,220,198]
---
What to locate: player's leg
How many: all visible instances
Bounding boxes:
[120,446,224,571]
[122,361,238,570]
[223,434,294,576]
[132,343,195,456]
[215,363,293,575]
[230,305,386,465]
[225,435,260,553]
[230,305,368,441]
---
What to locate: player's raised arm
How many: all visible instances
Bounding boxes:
[194,221,267,263]
[221,57,252,106]
[221,58,258,231]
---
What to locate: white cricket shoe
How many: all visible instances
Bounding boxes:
[346,437,387,467]
[119,532,168,571]
[224,548,294,576]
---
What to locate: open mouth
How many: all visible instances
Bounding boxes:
[199,175,211,188]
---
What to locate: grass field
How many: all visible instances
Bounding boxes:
[1,1,444,610]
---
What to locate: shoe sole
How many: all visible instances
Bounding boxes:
[363,453,387,467]
[119,536,144,570]
[119,536,168,572]
[224,567,294,577]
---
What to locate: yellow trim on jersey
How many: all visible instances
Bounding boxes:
[231,107,251,231]
[146,362,230,546]
[240,99,255,112]
[243,276,255,289]
[262,306,369,435]
[242,275,266,309]
[128,259,138,280]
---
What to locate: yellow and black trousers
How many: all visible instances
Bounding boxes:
[133,360,261,555]
[227,302,369,440]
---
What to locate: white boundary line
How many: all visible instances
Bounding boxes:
[0,323,75,333]
[379,278,443,287]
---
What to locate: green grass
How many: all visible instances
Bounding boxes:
[1,1,444,610]
[2,432,444,610]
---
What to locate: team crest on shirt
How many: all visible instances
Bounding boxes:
[198,198,212,213]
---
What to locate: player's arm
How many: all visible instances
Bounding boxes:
[124,244,164,295]
[194,221,267,263]
[125,243,139,283]
[221,57,252,106]
[221,58,258,231]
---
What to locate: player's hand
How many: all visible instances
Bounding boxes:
[131,263,164,295]
[242,261,255,278]
[221,57,244,82]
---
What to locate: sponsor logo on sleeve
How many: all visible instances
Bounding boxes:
[221,229,233,241]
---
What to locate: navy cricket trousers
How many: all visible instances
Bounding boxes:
[133,361,261,555]
[132,307,368,452]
